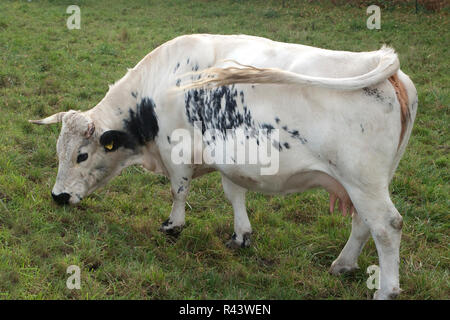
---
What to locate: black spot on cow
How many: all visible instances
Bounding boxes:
[261,123,275,134]
[186,57,190,64]
[360,123,365,133]
[272,140,283,151]
[174,62,180,74]
[176,79,181,87]
[282,125,308,144]
[283,142,290,149]
[167,135,171,144]
[131,91,138,99]
[185,86,281,147]
[275,117,280,124]
[363,86,397,113]
[363,87,385,103]
[192,63,199,71]
[182,177,188,181]
[123,97,159,145]
[177,185,184,193]
[185,85,255,136]
[240,91,245,104]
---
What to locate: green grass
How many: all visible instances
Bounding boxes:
[0,0,448,300]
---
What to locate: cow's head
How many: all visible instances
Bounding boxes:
[29,110,140,205]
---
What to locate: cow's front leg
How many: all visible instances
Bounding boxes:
[221,175,252,248]
[160,170,192,236]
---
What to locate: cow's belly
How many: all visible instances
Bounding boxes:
[218,164,348,199]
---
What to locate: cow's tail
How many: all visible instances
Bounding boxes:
[185,46,399,91]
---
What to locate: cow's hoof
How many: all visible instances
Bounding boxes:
[226,232,251,249]
[373,288,402,300]
[329,260,359,275]
[159,218,184,237]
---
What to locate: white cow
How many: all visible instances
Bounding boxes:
[30,34,417,299]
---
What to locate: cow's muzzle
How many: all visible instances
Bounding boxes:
[51,192,71,205]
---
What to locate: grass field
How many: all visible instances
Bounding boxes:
[0,0,448,299]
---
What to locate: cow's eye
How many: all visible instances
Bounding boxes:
[77,153,88,163]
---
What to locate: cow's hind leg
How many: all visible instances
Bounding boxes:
[330,212,370,275]
[221,175,252,248]
[346,187,403,300]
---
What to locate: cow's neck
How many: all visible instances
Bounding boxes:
[88,70,148,129]
[87,46,164,131]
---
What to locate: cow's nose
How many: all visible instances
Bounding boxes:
[51,192,71,205]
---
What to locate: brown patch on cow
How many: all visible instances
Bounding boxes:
[388,73,410,150]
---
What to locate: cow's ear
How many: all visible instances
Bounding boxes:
[99,130,133,152]
[85,122,95,138]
